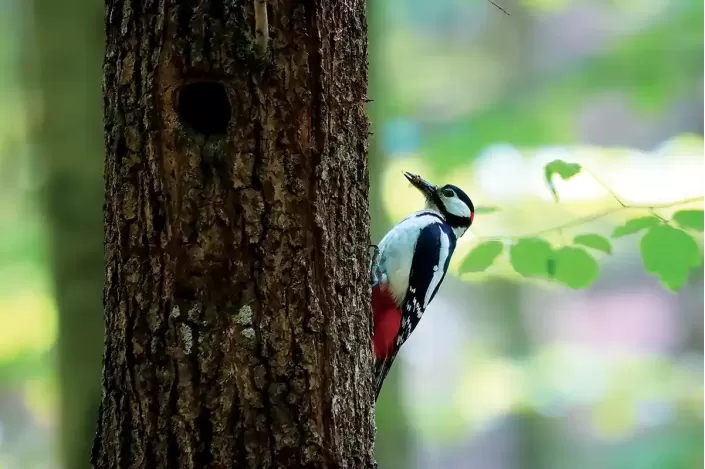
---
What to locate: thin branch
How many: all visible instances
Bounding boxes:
[487,0,510,15]
[475,195,704,241]
[584,167,627,208]
[254,0,269,58]
[648,208,668,222]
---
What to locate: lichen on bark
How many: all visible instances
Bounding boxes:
[93,1,375,468]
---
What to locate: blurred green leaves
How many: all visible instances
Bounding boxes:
[640,225,701,292]
[423,1,703,174]
[552,247,599,289]
[459,219,701,294]
[458,154,702,292]
[672,209,704,232]
[544,159,581,202]
[573,233,612,254]
[612,216,661,238]
[460,241,503,273]
[507,239,599,289]
[460,236,601,289]
[475,206,500,215]
[509,237,553,278]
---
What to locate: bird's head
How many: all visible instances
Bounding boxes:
[404,171,475,237]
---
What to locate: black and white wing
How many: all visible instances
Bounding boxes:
[374,222,457,399]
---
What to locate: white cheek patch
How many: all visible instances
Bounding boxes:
[443,197,471,218]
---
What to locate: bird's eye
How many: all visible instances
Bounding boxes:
[443,189,455,198]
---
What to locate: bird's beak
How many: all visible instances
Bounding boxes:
[403,171,436,197]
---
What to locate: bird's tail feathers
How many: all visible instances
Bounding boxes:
[374,353,398,400]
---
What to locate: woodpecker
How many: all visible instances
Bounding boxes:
[371,172,474,399]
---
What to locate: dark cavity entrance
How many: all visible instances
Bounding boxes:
[177,82,231,135]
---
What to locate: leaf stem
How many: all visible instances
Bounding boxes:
[583,167,627,208]
[475,195,704,241]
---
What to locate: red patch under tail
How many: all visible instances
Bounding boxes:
[372,283,401,360]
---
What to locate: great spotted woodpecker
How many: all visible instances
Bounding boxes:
[370,172,474,399]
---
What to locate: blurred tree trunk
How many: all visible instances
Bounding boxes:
[31,1,105,469]
[91,1,374,468]
[487,279,551,469]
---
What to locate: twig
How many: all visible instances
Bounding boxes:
[254,0,269,58]
[475,196,704,241]
[648,208,668,222]
[487,0,510,15]
[584,167,626,207]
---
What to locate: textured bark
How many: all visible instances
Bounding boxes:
[31,1,106,468]
[92,1,375,468]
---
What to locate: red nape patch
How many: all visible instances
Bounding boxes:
[372,284,401,359]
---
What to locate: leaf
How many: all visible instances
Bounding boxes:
[474,206,500,215]
[544,160,581,202]
[611,216,661,238]
[672,210,704,232]
[460,241,504,273]
[553,247,600,289]
[640,225,701,292]
[509,238,553,278]
[573,234,612,254]
[546,257,556,277]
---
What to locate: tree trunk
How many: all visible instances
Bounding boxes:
[91,1,374,468]
[30,1,105,468]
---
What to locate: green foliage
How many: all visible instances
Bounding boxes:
[552,247,599,289]
[455,157,703,292]
[0,216,47,266]
[423,1,703,174]
[640,225,702,292]
[573,233,612,254]
[544,160,581,202]
[672,209,704,232]
[502,238,600,289]
[509,237,553,278]
[611,216,661,238]
[394,0,705,293]
[0,350,52,384]
[460,241,503,273]
[475,206,500,215]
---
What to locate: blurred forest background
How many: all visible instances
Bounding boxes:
[0,0,702,468]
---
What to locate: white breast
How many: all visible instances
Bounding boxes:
[377,211,443,305]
